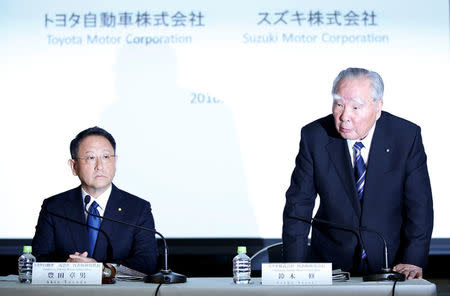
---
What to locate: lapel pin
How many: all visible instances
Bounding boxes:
[386,148,390,153]
[118,208,122,212]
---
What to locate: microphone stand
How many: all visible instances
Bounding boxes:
[359,226,405,282]
[84,196,187,284]
[288,215,405,282]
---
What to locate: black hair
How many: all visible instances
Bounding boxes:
[70,126,116,159]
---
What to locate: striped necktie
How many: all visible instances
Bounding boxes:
[353,142,367,259]
[353,142,366,201]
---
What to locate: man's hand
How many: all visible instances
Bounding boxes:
[393,263,423,280]
[66,251,97,263]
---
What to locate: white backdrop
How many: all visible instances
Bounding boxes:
[0,0,448,238]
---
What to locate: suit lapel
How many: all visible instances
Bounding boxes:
[364,112,393,201]
[323,112,392,221]
[326,138,361,217]
[95,184,124,260]
[63,186,89,253]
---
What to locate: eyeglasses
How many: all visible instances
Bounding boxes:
[75,154,116,165]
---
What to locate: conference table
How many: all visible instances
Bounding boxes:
[0,275,437,296]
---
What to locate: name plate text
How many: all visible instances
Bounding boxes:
[262,262,332,285]
[32,262,102,285]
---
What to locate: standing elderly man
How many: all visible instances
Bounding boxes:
[32,126,158,275]
[282,67,433,279]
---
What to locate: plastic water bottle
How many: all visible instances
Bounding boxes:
[18,246,36,283]
[233,246,251,284]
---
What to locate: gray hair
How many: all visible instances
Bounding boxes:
[331,67,384,101]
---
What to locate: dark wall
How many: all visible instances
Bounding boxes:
[1,238,277,277]
[2,238,450,278]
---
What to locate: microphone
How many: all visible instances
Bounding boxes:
[288,215,405,282]
[84,195,187,284]
[359,225,405,282]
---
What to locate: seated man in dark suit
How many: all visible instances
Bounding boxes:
[32,126,158,276]
[282,67,433,280]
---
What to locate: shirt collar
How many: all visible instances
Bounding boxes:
[81,185,112,212]
[347,121,377,149]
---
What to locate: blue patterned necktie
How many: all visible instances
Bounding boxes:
[353,142,366,202]
[353,142,367,259]
[87,200,101,257]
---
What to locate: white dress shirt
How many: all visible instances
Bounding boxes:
[346,122,377,167]
[81,185,112,221]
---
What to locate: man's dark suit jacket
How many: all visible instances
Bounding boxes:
[282,111,433,274]
[32,184,158,275]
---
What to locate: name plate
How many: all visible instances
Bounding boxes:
[32,262,102,285]
[262,263,332,285]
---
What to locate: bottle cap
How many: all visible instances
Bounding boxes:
[237,246,247,254]
[23,246,32,253]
